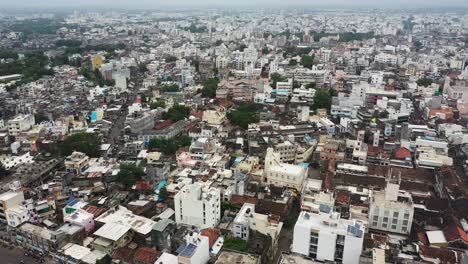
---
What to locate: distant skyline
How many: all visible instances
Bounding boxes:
[2,0,468,9]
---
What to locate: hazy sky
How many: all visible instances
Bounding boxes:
[2,0,468,8]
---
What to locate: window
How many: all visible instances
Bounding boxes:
[402,226,407,232]
[373,216,378,221]
[383,217,389,223]
[392,218,398,224]
[391,225,397,230]
[403,220,409,226]
[372,222,378,227]
[404,213,410,219]
[384,210,389,216]
[382,223,388,228]
[393,212,399,218]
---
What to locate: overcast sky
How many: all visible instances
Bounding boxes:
[3,0,468,8]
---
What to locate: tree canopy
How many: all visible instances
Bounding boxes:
[270,72,287,89]
[416,77,433,87]
[301,55,315,69]
[160,83,179,93]
[116,163,145,189]
[313,89,332,112]
[0,161,8,177]
[223,237,248,252]
[201,78,219,98]
[60,133,101,158]
[227,103,261,129]
[167,104,191,122]
[148,135,192,155]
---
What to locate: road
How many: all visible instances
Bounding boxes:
[0,246,36,264]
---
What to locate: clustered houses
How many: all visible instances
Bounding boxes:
[0,7,468,264]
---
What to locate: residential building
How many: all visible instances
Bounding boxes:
[292,210,364,264]
[174,183,221,229]
[264,148,308,190]
[7,114,35,135]
[368,177,414,235]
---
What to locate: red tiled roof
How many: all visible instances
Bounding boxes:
[113,247,135,263]
[419,245,462,264]
[443,215,468,243]
[154,119,173,130]
[201,228,221,248]
[230,195,259,208]
[133,247,161,264]
[82,204,106,218]
[395,147,411,160]
[134,181,154,191]
[417,232,429,246]
[335,190,351,205]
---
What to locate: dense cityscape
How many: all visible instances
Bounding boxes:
[0,4,468,264]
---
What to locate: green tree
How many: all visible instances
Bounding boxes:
[289,59,298,66]
[148,138,178,155]
[95,254,112,264]
[165,55,177,63]
[60,133,101,158]
[270,72,287,89]
[313,89,332,111]
[301,55,315,69]
[221,200,236,217]
[167,104,191,122]
[201,78,219,98]
[0,161,8,177]
[239,44,247,52]
[223,237,248,252]
[160,83,179,92]
[262,47,270,55]
[379,110,389,118]
[416,77,433,87]
[116,163,145,189]
[138,63,148,73]
[227,103,261,129]
[0,50,19,60]
[158,187,168,201]
[150,101,166,109]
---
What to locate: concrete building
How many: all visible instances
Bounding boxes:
[65,152,90,175]
[368,176,414,235]
[7,114,35,136]
[174,183,221,229]
[0,182,25,224]
[264,148,308,190]
[177,231,210,264]
[292,210,364,264]
[126,110,157,134]
[273,141,297,163]
[232,203,282,243]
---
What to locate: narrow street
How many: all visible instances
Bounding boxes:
[272,197,301,263]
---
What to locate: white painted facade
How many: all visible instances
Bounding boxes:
[264,148,307,190]
[292,211,364,264]
[7,114,35,135]
[174,183,221,229]
[368,180,414,235]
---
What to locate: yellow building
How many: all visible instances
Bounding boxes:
[92,55,105,70]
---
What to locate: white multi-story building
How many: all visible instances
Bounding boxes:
[174,183,221,229]
[273,141,297,163]
[232,203,282,243]
[368,177,414,235]
[0,181,25,224]
[7,114,35,135]
[264,148,308,190]
[177,231,210,264]
[375,52,397,65]
[292,210,365,264]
